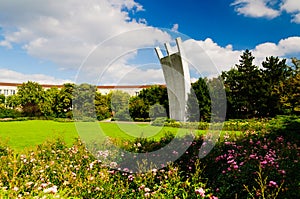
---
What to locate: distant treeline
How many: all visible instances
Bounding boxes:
[1,50,299,121]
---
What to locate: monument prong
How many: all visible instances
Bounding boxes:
[175,37,184,57]
[154,47,163,60]
[164,42,173,56]
[155,37,191,122]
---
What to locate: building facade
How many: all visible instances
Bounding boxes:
[0,82,160,97]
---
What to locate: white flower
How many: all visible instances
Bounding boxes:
[43,185,57,194]
[144,187,151,192]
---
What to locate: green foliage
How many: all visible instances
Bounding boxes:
[72,83,97,120]
[222,50,262,118]
[0,94,5,105]
[0,137,217,198]
[203,130,299,199]
[190,77,211,122]
[0,106,21,118]
[5,94,20,109]
[111,90,131,121]
[17,81,44,116]
[94,92,112,120]
[129,85,168,120]
[222,51,300,119]
[129,96,149,120]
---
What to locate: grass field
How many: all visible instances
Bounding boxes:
[0,120,209,151]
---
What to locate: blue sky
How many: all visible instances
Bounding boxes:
[0,0,300,85]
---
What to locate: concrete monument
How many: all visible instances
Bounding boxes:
[155,37,191,121]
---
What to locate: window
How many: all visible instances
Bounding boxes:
[10,90,16,95]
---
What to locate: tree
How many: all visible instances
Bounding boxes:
[94,92,112,120]
[279,58,300,115]
[72,83,97,119]
[17,81,44,116]
[39,87,60,118]
[261,56,292,116]
[222,50,262,119]
[110,90,131,121]
[6,94,20,109]
[56,83,74,118]
[189,77,211,121]
[129,97,149,120]
[133,85,168,119]
[0,94,5,105]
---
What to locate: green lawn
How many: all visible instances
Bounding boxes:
[0,120,208,152]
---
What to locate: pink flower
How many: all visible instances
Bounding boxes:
[279,170,286,175]
[268,181,278,187]
[227,159,234,164]
[233,165,239,170]
[249,154,257,159]
[260,160,268,165]
[195,188,205,197]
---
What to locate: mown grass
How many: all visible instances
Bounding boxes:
[0,120,213,152]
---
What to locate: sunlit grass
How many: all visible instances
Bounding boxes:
[0,120,234,152]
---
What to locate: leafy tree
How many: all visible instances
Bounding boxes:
[129,97,149,120]
[72,83,97,119]
[39,87,60,118]
[110,90,131,121]
[6,94,20,109]
[0,94,5,105]
[94,92,112,120]
[207,77,227,122]
[17,81,44,116]
[56,83,74,118]
[133,85,168,119]
[189,77,211,121]
[280,73,300,115]
[186,90,200,122]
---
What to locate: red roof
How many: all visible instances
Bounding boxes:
[0,82,165,89]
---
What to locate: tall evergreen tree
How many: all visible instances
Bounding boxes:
[261,56,292,116]
[222,50,262,118]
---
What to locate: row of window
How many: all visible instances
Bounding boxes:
[0,89,16,96]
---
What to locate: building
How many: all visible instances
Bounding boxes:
[0,82,162,97]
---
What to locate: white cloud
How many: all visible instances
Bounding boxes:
[0,69,72,84]
[1,0,300,85]
[280,0,300,13]
[0,0,171,84]
[231,0,280,19]
[171,24,179,32]
[281,0,300,23]
[175,36,300,78]
[232,0,300,23]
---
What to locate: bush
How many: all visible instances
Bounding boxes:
[151,117,168,126]
[0,107,21,118]
[0,137,217,199]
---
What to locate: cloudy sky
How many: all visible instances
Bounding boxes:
[0,0,300,85]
